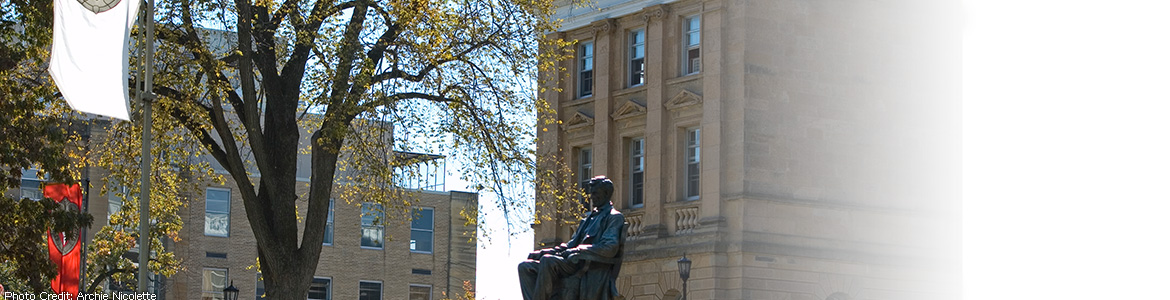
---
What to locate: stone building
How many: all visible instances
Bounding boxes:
[534,0,959,299]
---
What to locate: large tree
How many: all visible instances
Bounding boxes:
[0,0,93,292]
[130,0,570,298]
[2,0,197,292]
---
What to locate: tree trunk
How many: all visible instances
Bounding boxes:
[258,247,314,300]
[245,112,340,300]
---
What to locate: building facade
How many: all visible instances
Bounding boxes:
[87,165,476,300]
[535,0,959,299]
[38,122,479,300]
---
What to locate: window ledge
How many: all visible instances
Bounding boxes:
[668,73,703,85]
[563,96,595,107]
[665,199,701,209]
[613,85,647,97]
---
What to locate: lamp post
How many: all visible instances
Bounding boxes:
[678,253,692,300]
[223,281,239,300]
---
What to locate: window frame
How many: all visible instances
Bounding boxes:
[685,127,701,200]
[682,15,702,75]
[323,198,335,246]
[408,284,433,300]
[410,207,435,254]
[20,169,44,201]
[359,280,383,300]
[255,272,265,300]
[107,182,128,230]
[360,202,385,249]
[578,41,595,98]
[629,137,646,208]
[308,277,332,300]
[204,187,232,237]
[201,267,228,300]
[578,147,593,189]
[628,28,646,87]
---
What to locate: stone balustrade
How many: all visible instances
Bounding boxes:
[673,206,699,234]
[625,212,645,237]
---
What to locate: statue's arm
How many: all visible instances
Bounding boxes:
[528,218,589,259]
[571,215,625,259]
[563,217,589,249]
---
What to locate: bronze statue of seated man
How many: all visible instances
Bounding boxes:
[518,176,626,300]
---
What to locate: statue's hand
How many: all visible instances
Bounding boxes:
[528,248,556,260]
[562,246,584,263]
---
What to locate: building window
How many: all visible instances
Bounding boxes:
[323,198,334,245]
[630,137,645,207]
[410,207,434,253]
[578,147,593,189]
[205,188,231,237]
[20,169,43,200]
[201,268,227,300]
[107,182,128,229]
[359,281,382,300]
[683,15,701,74]
[255,273,265,300]
[578,41,594,98]
[361,203,384,249]
[308,277,331,300]
[685,128,701,200]
[409,284,432,300]
[629,28,646,87]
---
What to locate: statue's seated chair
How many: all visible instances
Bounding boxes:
[555,222,628,300]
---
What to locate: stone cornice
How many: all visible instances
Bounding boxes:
[590,19,616,36]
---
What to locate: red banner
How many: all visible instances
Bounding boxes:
[44,183,83,299]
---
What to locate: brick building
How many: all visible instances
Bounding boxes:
[535,0,959,299]
[22,121,478,300]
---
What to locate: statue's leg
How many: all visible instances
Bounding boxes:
[518,260,541,300]
[536,255,580,300]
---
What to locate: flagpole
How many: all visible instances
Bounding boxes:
[137,0,155,294]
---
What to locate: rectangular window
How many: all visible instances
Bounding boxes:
[683,15,701,74]
[685,128,701,199]
[630,137,645,207]
[201,268,227,300]
[20,169,43,200]
[308,277,331,300]
[578,147,593,189]
[205,188,231,237]
[323,198,335,245]
[629,29,646,87]
[578,41,594,98]
[107,182,127,229]
[410,207,434,253]
[359,281,382,300]
[361,203,384,249]
[255,273,265,300]
[409,285,432,300]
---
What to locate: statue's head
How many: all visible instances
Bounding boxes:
[586,175,614,209]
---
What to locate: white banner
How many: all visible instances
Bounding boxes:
[48,0,142,121]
